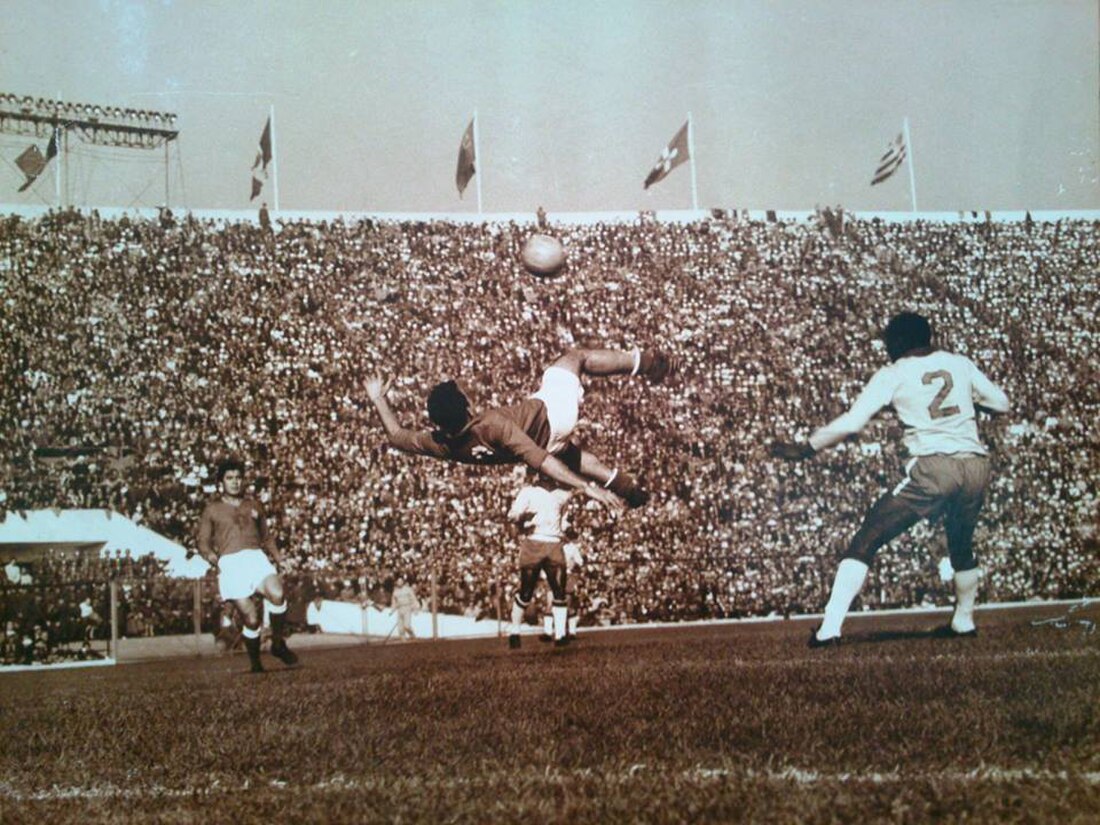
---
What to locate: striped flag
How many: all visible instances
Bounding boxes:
[871,133,907,186]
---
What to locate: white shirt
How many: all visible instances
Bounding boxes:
[508,485,572,542]
[809,350,1010,457]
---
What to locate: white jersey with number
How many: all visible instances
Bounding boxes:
[809,350,1010,457]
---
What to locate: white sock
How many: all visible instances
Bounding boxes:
[568,614,578,635]
[552,605,568,640]
[543,615,553,636]
[951,568,982,633]
[510,601,525,634]
[818,559,869,640]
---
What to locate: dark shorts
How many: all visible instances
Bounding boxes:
[847,453,991,569]
[518,538,566,570]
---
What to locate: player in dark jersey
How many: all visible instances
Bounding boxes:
[196,458,298,673]
[771,313,1010,646]
[366,347,676,511]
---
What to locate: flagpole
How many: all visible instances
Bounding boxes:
[55,93,63,208]
[56,125,63,208]
[903,116,917,213]
[473,109,483,215]
[687,112,699,211]
[269,104,280,212]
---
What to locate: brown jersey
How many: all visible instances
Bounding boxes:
[196,497,276,560]
[389,397,553,469]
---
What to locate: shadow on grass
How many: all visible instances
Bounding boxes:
[853,626,976,644]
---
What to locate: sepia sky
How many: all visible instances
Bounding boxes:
[1,0,1097,214]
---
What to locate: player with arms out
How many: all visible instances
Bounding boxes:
[196,458,298,673]
[770,312,1010,646]
[365,346,676,511]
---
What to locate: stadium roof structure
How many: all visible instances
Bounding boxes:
[0,509,206,578]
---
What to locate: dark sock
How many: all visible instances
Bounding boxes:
[270,610,286,645]
[637,350,675,383]
[607,471,649,508]
[243,636,263,671]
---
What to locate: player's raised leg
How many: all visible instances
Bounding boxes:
[550,347,677,383]
[573,446,650,509]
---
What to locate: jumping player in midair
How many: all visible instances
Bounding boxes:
[365,346,676,511]
[770,312,1010,646]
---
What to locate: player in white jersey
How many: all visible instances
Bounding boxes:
[506,475,575,649]
[771,312,1010,646]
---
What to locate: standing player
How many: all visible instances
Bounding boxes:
[364,346,676,512]
[196,458,298,673]
[390,576,420,641]
[770,312,1010,646]
[507,475,575,648]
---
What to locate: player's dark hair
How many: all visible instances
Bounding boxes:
[427,380,470,436]
[883,312,932,362]
[216,457,246,482]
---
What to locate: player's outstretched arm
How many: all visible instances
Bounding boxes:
[365,376,426,452]
[971,366,1010,415]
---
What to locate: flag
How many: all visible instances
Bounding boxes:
[253,118,272,172]
[250,117,272,201]
[644,122,690,189]
[455,118,475,197]
[15,127,60,192]
[871,133,907,186]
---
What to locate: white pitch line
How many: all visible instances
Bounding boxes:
[4,767,1100,803]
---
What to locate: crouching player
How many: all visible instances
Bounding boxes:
[507,474,576,649]
[196,458,299,673]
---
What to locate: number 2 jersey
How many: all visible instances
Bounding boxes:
[808,350,1010,457]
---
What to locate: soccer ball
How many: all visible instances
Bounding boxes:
[520,234,566,278]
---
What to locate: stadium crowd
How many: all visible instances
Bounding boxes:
[1,207,1096,638]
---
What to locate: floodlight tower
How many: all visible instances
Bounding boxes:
[0,92,179,207]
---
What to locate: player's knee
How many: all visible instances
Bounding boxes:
[842,538,878,567]
[949,551,978,573]
[550,349,585,375]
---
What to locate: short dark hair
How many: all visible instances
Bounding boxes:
[427,380,470,435]
[883,312,932,362]
[216,457,246,482]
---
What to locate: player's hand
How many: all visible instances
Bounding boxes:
[583,482,626,513]
[365,375,393,403]
[770,441,816,461]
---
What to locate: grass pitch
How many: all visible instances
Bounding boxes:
[1,604,1098,824]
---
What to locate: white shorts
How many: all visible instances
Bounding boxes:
[531,366,584,455]
[218,549,277,601]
